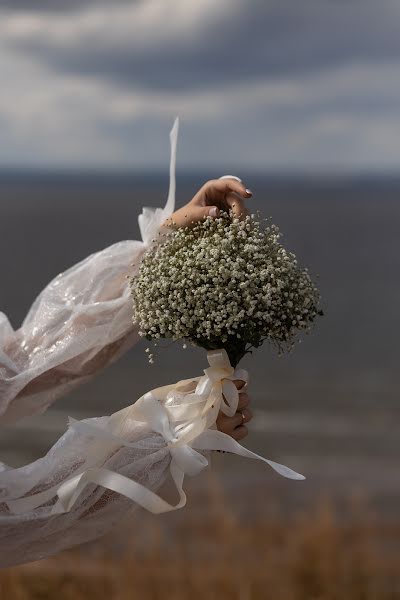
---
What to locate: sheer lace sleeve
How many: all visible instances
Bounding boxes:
[0,117,180,425]
[0,414,172,567]
[0,350,303,569]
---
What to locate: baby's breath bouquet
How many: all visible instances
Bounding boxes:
[130,211,322,367]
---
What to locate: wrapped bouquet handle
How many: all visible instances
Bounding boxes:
[5,349,304,517]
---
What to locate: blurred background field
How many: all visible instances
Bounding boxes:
[1,471,400,600]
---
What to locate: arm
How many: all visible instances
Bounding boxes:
[0,239,145,424]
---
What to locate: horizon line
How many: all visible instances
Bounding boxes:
[1,166,400,179]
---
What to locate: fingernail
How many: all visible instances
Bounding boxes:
[245,188,253,195]
[219,175,242,182]
[209,206,219,217]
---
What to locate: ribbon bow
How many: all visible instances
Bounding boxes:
[6,349,304,518]
[199,348,248,418]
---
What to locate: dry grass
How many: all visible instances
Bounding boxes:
[1,472,399,600]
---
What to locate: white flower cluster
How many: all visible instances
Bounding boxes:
[129,212,322,366]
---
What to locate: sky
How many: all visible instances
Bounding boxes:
[0,0,399,172]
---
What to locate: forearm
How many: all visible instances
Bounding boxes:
[16,329,138,399]
[0,239,143,424]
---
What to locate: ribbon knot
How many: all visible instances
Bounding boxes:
[198,348,247,418]
[133,392,209,477]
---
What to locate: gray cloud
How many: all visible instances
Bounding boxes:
[0,0,400,171]
[0,0,134,12]
[3,0,400,92]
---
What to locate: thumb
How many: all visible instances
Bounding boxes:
[191,205,220,222]
[166,204,220,228]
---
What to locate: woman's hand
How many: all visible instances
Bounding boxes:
[163,177,252,229]
[216,381,253,442]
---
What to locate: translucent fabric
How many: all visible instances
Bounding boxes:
[0,118,179,426]
[0,419,171,568]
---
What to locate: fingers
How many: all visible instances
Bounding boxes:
[232,407,253,427]
[163,204,219,228]
[231,425,248,442]
[164,177,253,229]
[234,379,246,390]
[216,177,252,199]
[237,391,250,410]
[227,406,253,442]
[216,393,253,436]
[204,179,251,221]
[203,178,252,205]
[225,192,248,219]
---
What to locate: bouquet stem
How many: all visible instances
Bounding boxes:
[224,342,248,368]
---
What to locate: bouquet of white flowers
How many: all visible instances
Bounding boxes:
[130,210,322,367]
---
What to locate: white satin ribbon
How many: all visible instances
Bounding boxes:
[138,117,179,246]
[6,349,304,517]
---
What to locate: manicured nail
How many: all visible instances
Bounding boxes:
[209,206,219,217]
[245,188,253,195]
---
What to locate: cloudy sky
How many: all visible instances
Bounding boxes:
[0,0,399,172]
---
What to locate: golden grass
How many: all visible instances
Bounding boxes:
[1,472,399,600]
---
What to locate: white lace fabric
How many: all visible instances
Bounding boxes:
[0,419,171,568]
[0,240,144,425]
[0,376,209,567]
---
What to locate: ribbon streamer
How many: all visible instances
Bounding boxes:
[138,116,179,246]
[6,348,304,517]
